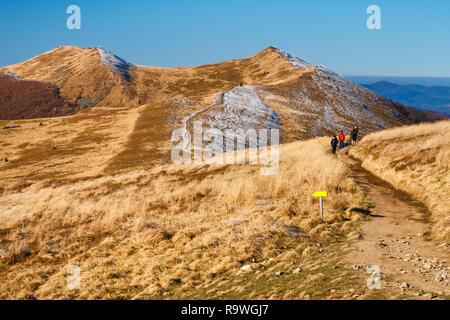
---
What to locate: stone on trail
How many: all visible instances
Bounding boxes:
[399,282,409,289]
[306,273,325,283]
[241,265,252,272]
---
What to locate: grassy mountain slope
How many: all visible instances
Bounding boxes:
[0,46,136,108]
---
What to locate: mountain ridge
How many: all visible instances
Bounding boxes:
[0,46,443,146]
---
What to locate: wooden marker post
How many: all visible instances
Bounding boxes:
[320,197,323,221]
[313,191,328,221]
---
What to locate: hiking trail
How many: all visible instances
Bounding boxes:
[341,151,449,297]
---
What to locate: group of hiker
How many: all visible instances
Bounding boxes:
[331,127,359,154]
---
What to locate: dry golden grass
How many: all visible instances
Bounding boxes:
[350,120,450,242]
[0,107,139,184]
[0,138,367,299]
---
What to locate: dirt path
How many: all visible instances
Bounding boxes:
[342,152,449,298]
[182,92,224,149]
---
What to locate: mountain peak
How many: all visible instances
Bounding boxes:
[96,47,135,81]
[268,47,312,70]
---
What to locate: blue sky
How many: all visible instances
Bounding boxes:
[1,0,449,77]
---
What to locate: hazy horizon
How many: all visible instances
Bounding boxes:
[345,76,450,87]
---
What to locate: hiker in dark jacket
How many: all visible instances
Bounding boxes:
[331,136,339,154]
[350,127,359,146]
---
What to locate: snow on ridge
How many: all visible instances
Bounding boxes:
[273,48,312,70]
[96,47,134,81]
[311,66,388,130]
[1,71,52,86]
[316,65,351,85]
[269,49,392,131]
[268,50,384,128]
[315,64,375,96]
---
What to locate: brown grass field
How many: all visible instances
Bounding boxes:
[0,136,378,299]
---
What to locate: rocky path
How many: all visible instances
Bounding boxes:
[342,153,449,298]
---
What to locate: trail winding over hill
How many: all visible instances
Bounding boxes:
[182,92,224,150]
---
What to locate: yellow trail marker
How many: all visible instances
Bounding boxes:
[313,191,328,198]
[313,191,328,220]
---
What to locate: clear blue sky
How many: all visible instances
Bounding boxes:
[1,0,449,77]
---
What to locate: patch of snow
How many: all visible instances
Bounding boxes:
[3,72,21,80]
[165,97,200,107]
[220,86,281,129]
[183,86,280,153]
[273,48,312,70]
[96,47,134,81]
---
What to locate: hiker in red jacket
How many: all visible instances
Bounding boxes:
[338,130,346,149]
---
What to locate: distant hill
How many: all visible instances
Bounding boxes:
[360,81,450,117]
[346,76,450,87]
